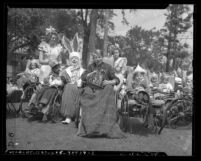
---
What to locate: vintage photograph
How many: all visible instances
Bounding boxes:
[6,5,193,156]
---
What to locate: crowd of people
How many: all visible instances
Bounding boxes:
[7,26,193,138]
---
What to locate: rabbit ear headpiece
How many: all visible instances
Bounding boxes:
[61,33,82,59]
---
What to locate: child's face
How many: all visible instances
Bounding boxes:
[135,73,144,82]
[31,63,37,69]
[163,77,168,84]
[151,77,157,83]
[186,79,192,86]
[52,66,60,74]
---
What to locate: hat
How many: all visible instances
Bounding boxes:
[49,60,59,68]
[45,26,57,35]
[69,52,81,60]
[133,64,146,74]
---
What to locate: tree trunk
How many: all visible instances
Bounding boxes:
[103,9,109,57]
[82,26,90,69]
[166,34,172,72]
[88,9,98,66]
[172,34,177,70]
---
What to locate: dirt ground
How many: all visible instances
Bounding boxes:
[6,103,192,156]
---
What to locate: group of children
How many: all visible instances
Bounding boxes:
[116,64,193,104]
[7,50,193,124]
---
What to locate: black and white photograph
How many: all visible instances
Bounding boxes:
[6,4,193,156]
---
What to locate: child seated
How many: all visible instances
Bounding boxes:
[25,61,63,122]
[149,73,159,89]
[158,75,173,93]
[17,59,40,89]
[128,65,150,95]
[7,78,22,96]
[149,73,160,98]
[127,65,154,128]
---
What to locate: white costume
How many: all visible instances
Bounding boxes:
[158,83,173,93]
[113,57,127,92]
[38,41,63,84]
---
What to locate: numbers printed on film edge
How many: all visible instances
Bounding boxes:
[5,150,167,156]
[6,150,95,155]
[7,132,15,149]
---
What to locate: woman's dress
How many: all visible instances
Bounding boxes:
[38,42,63,84]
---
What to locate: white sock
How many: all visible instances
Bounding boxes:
[62,118,71,123]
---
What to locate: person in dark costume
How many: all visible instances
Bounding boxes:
[77,50,126,138]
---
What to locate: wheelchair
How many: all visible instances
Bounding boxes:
[19,78,41,117]
[7,89,23,117]
[150,89,176,134]
[164,88,192,129]
[119,88,168,135]
[24,85,63,123]
[7,76,24,117]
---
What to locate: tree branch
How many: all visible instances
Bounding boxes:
[8,41,30,54]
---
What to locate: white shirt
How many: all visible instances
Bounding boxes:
[159,83,173,93]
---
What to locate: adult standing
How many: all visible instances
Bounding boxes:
[112,47,127,92]
[60,33,85,124]
[38,26,64,84]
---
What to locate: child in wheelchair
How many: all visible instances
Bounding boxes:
[127,65,150,96]
[24,61,64,122]
[152,74,174,100]
[7,77,22,96]
[16,59,40,89]
[123,65,165,130]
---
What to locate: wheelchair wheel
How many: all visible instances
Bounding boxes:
[156,99,172,134]
[136,91,150,124]
[119,95,129,132]
[166,98,192,129]
[19,84,36,116]
[152,105,168,135]
[49,91,62,123]
[6,90,23,117]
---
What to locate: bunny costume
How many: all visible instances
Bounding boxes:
[59,33,85,123]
